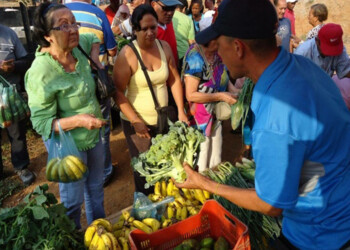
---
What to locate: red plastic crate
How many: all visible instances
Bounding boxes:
[129,200,250,250]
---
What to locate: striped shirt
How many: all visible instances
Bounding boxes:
[66,2,116,66]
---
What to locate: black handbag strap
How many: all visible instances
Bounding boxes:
[77,44,100,70]
[128,41,160,109]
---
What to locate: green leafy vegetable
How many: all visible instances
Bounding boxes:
[203,159,280,250]
[132,121,205,188]
[231,78,254,132]
[0,184,84,250]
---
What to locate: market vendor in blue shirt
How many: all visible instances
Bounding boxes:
[175,0,350,249]
[294,23,350,79]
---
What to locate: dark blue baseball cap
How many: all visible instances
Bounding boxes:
[196,0,278,44]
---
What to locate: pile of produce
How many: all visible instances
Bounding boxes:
[230,78,254,132]
[87,179,212,250]
[174,236,229,250]
[132,121,205,188]
[0,184,84,250]
[84,218,122,250]
[203,159,280,249]
[149,179,211,227]
[46,155,87,183]
[0,75,30,128]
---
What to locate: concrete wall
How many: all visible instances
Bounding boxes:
[294,0,350,52]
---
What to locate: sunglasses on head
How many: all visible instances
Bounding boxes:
[155,1,176,12]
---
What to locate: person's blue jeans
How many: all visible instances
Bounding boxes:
[43,134,105,228]
[100,98,113,179]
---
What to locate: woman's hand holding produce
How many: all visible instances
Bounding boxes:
[220,92,238,105]
[178,110,190,125]
[78,114,107,129]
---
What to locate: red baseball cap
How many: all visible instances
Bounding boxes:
[318,23,344,56]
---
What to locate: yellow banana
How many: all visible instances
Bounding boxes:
[92,218,113,232]
[172,185,180,196]
[175,196,186,206]
[89,233,101,250]
[162,219,172,228]
[127,216,135,224]
[181,188,193,200]
[187,206,200,216]
[203,190,211,199]
[176,207,182,221]
[154,181,161,195]
[148,193,162,202]
[106,232,121,250]
[118,237,129,250]
[173,200,182,209]
[84,225,98,247]
[122,210,130,221]
[132,220,153,234]
[50,160,60,181]
[142,218,160,232]
[161,180,167,196]
[97,236,107,250]
[101,233,113,250]
[58,161,69,183]
[167,206,174,219]
[46,158,59,181]
[62,158,78,181]
[65,157,83,180]
[166,179,174,196]
[112,220,124,231]
[180,206,188,220]
[65,155,87,174]
[195,189,206,204]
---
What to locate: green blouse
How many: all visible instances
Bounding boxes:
[25,33,102,151]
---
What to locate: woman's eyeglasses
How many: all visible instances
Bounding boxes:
[51,23,80,32]
[155,1,176,12]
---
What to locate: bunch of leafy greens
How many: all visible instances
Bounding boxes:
[204,160,280,250]
[0,184,84,250]
[132,121,205,188]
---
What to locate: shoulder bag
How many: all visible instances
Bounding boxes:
[77,45,116,101]
[128,41,176,135]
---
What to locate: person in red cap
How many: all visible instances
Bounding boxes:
[295,23,350,78]
[174,0,350,249]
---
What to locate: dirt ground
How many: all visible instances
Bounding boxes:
[0,119,244,228]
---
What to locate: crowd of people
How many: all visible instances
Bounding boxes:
[1,0,350,248]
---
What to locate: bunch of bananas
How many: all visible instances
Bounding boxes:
[113,210,161,249]
[148,179,211,228]
[46,155,87,183]
[84,218,121,250]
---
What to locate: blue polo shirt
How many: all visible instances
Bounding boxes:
[66,2,116,66]
[251,47,350,249]
[294,38,350,79]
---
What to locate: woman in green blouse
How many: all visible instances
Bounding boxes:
[25,3,106,228]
